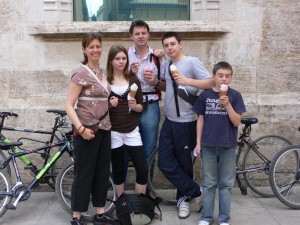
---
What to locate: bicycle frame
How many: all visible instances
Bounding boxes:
[0,110,73,178]
[0,137,73,209]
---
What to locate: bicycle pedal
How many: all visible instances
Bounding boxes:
[6,204,16,210]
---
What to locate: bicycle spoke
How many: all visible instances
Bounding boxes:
[270,146,300,209]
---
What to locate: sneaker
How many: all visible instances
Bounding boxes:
[178,201,190,219]
[219,223,230,225]
[71,217,86,225]
[191,194,202,212]
[198,221,211,225]
[93,213,121,225]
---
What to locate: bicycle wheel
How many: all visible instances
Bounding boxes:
[270,145,300,209]
[0,170,12,218]
[147,149,177,205]
[0,150,11,177]
[55,162,116,222]
[242,135,291,197]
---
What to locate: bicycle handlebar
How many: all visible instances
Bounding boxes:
[0,112,18,118]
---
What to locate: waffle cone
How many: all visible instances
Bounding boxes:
[220,90,227,111]
[129,90,137,98]
[171,70,179,77]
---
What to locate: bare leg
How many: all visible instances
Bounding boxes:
[96,207,105,214]
[135,183,147,195]
[73,211,81,218]
[116,183,125,197]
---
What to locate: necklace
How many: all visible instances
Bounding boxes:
[87,64,104,80]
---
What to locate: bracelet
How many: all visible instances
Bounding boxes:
[77,125,85,134]
[77,124,83,132]
[79,127,86,135]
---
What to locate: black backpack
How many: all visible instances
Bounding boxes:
[115,193,162,225]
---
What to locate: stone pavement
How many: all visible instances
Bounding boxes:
[1,188,300,225]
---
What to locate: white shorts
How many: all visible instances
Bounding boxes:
[111,127,143,149]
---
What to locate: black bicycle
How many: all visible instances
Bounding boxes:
[0,110,74,189]
[269,127,300,209]
[0,109,76,217]
[147,117,292,204]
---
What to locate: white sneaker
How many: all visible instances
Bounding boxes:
[191,194,202,212]
[219,223,230,225]
[198,221,211,225]
[178,201,190,219]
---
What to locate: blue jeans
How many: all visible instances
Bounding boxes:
[138,102,160,160]
[200,147,236,224]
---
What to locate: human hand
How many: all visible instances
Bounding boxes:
[128,99,137,111]
[110,96,118,107]
[131,62,140,75]
[174,73,190,86]
[81,128,95,140]
[193,145,201,157]
[153,49,165,58]
[143,67,156,84]
[219,95,229,109]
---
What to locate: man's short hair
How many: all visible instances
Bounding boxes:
[129,20,150,34]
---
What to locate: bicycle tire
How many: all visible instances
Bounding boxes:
[242,135,291,197]
[55,162,116,222]
[147,149,177,205]
[0,150,11,177]
[270,145,300,209]
[0,170,12,218]
[48,142,74,190]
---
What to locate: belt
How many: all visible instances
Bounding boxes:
[148,100,159,104]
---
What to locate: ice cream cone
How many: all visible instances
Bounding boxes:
[129,89,137,98]
[170,65,179,77]
[220,84,228,111]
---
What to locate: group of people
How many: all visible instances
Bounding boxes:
[65,19,246,225]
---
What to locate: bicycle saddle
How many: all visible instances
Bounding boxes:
[241,117,258,125]
[46,109,67,116]
[0,141,23,150]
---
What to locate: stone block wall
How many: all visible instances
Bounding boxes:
[0,0,300,184]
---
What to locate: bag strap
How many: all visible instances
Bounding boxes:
[168,61,180,117]
[140,194,163,221]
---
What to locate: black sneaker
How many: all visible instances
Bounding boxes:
[93,213,121,225]
[71,217,86,225]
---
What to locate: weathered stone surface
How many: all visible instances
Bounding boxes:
[1,0,300,185]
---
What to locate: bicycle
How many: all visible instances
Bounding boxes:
[269,127,300,209]
[0,110,73,189]
[147,117,292,204]
[0,109,78,217]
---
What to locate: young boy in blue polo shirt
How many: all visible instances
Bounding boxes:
[192,61,246,225]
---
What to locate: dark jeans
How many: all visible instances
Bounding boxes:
[158,118,200,201]
[71,129,111,212]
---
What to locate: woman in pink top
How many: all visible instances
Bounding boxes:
[65,32,120,225]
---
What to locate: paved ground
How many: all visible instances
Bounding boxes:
[1,188,300,225]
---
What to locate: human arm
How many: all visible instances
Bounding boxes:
[174,74,215,89]
[194,115,204,157]
[65,82,95,139]
[220,95,242,127]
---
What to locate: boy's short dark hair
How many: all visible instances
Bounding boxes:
[161,31,182,45]
[129,20,150,34]
[213,61,233,75]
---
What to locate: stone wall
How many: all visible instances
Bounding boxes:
[0,0,300,184]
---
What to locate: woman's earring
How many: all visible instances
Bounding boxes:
[84,53,87,57]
